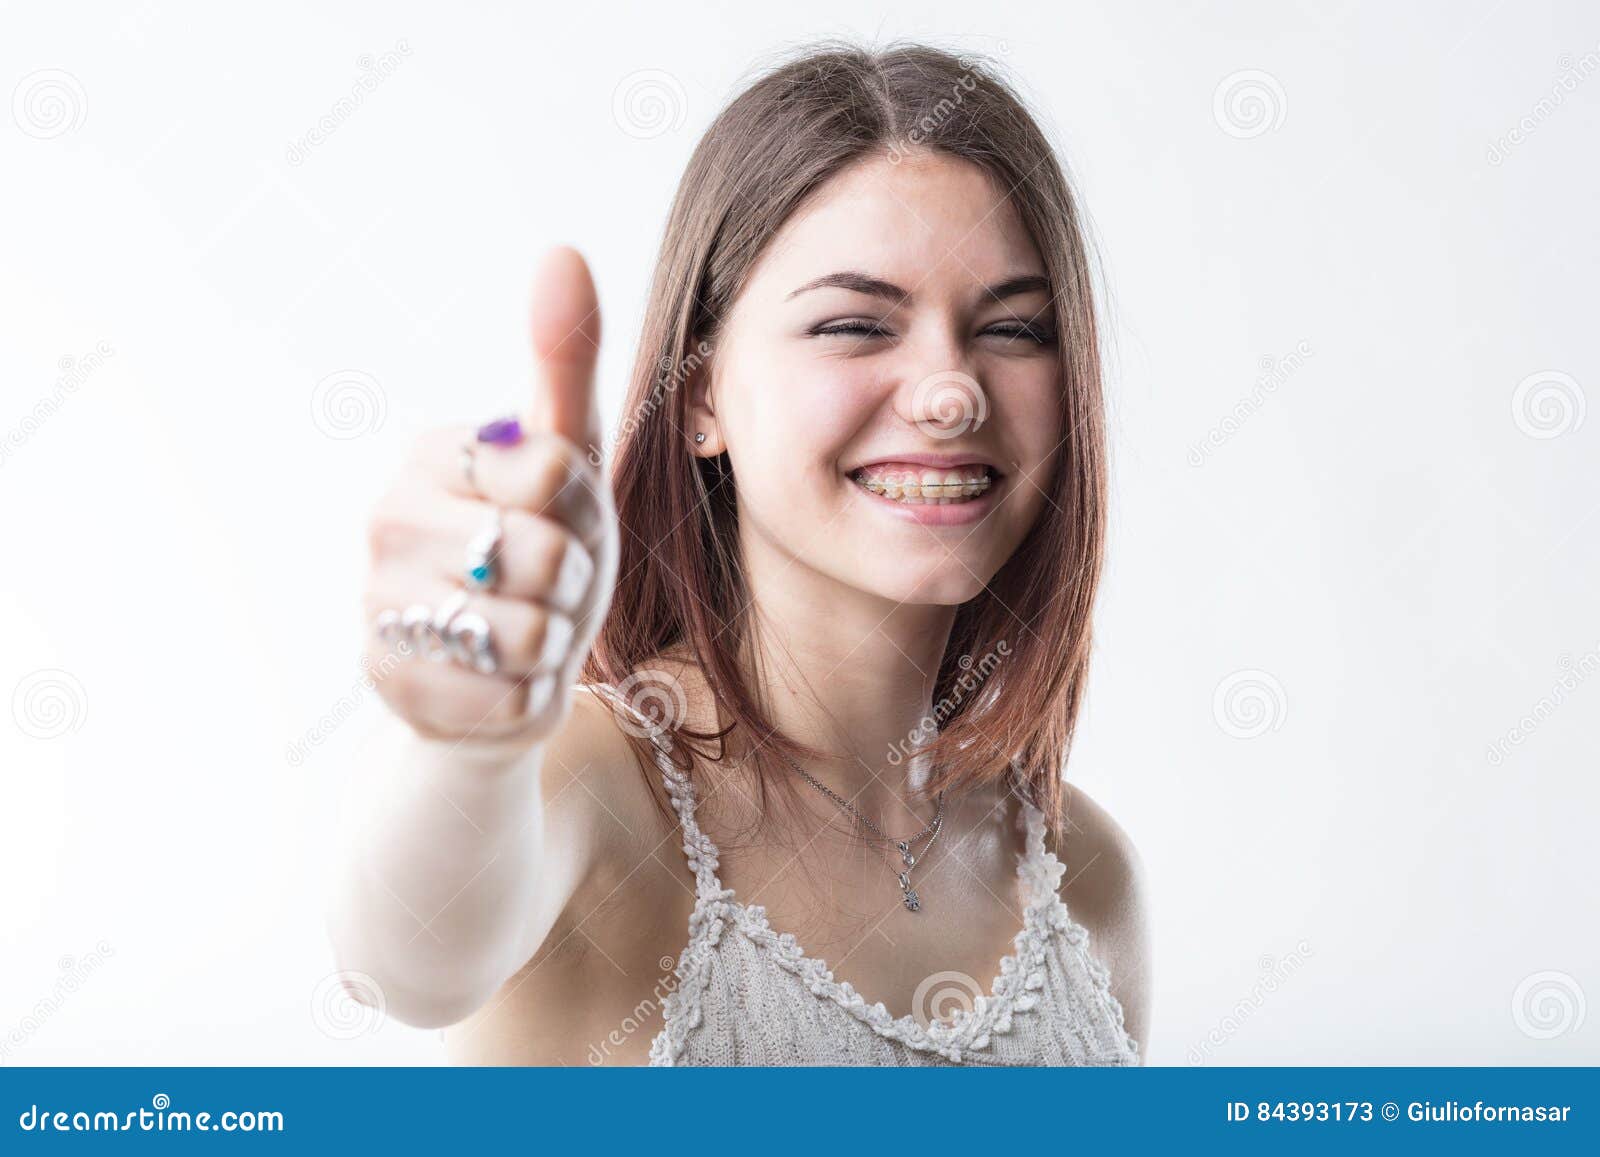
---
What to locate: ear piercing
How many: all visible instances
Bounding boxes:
[694,432,707,445]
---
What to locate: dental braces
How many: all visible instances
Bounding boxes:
[855,477,994,493]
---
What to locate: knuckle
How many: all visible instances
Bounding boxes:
[524,434,596,509]
[509,606,551,666]
[530,528,569,593]
[563,538,597,593]
[519,446,572,515]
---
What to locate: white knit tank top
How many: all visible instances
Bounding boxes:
[583,682,1141,1067]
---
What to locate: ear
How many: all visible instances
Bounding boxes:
[684,343,724,456]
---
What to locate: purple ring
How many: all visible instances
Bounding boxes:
[475,417,523,446]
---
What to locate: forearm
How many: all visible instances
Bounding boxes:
[336,246,613,1029]
[328,717,557,1028]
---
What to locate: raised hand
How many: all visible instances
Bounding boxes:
[364,247,619,742]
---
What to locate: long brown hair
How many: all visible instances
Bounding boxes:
[583,40,1108,834]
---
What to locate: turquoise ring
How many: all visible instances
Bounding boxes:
[465,510,505,592]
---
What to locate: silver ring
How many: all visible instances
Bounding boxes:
[374,608,403,645]
[464,510,505,592]
[372,593,498,676]
[444,611,497,675]
[428,592,469,661]
[401,602,449,662]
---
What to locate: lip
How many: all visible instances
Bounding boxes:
[849,451,1002,473]
[847,471,1005,527]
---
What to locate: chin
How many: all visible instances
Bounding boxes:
[850,559,992,607]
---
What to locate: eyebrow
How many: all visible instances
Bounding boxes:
[786,270,1051,305]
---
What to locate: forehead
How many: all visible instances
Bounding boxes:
[749,151,1044,296]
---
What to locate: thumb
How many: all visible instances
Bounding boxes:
[526,246,602,453]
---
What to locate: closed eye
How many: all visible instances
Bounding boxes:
[808,319,1056,344]
[983,322,1056,345]
[809,319,893,339]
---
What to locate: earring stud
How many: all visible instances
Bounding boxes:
[694,432,707,445]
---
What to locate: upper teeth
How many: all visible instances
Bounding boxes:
[855,468,992,501]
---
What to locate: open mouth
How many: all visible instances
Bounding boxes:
[848,464,998,505]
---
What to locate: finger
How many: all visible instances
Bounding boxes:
[365,571,577,681]
[472,432,610,548]
[412,427,609,548]
[430,498,598,615]
[366,634,541,738]
[526,246,602,457]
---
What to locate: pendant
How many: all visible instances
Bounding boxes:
[898,871,921,912]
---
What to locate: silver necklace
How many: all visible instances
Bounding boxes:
[773,747,946,912]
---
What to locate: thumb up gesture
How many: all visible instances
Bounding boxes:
[364,248,620,742]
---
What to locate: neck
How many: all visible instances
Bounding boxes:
[734,549,955,823]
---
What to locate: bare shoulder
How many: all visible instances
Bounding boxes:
[550,652,722,836]
[541,681,673,856]
[1053,781,1152,1055]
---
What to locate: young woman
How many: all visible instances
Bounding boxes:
[333,41,1149,1066]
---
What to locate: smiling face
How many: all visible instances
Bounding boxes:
[693,150,1064,607]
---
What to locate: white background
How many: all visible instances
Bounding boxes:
[2,1,1595,1066]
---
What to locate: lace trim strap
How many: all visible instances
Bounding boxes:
[579,681,724,899]
[1014,786,1064,910]
[1013,784,1143,1063]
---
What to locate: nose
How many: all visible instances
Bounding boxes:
[893,334,989,438]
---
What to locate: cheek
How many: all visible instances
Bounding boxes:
[724,356,876,487]
[991,372,1064,529]
[998,369,1062,470]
